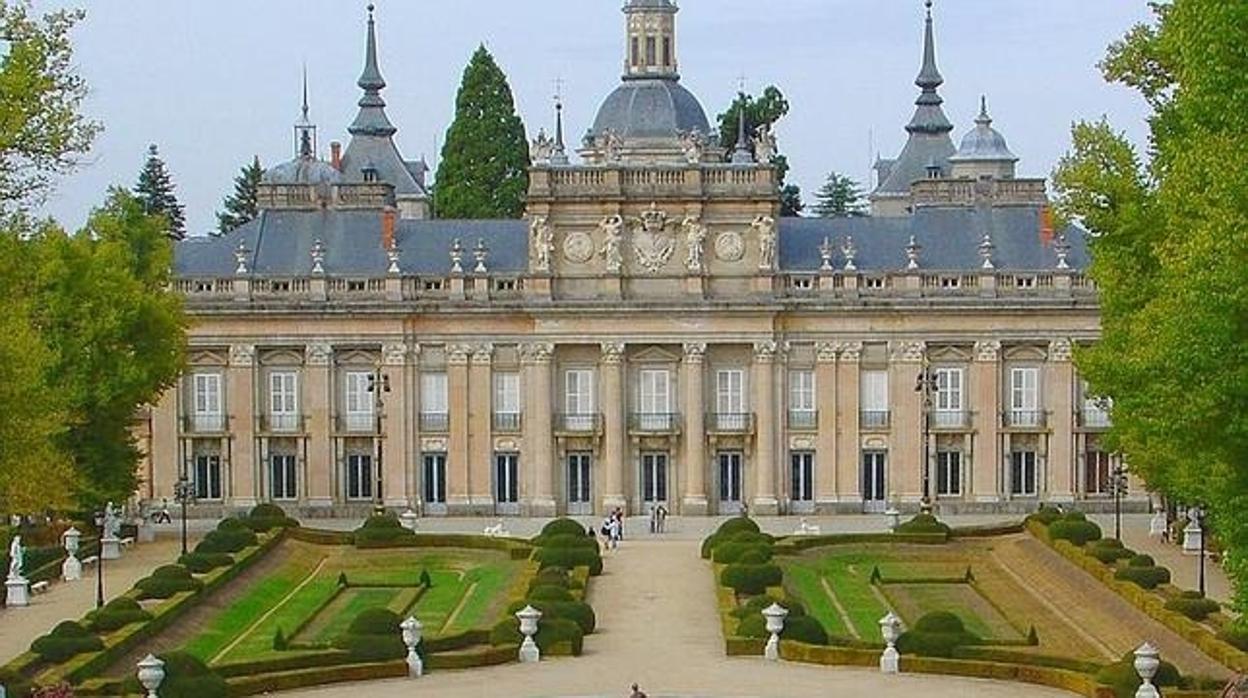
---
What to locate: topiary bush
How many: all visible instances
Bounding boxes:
[135,565,204,600]
[737,548,772,565]
[532,533,599,550]
[895,513,952,536]
[1087,540,1135,564]
[717,517,761,536]
[1027,505,1063,526]
[781,615,829,645]
[1048,519,1103,546]
[1114,565,1171,590]
[335,608,405,661]
[151,652,229,698]
[244,503,300,532]
[85,597,152,632]
[895,612,980,658]
[1164,593,1221,621]
[720,563,783,595]
[30,621,104,663]
[353,514,416,547]
[177,552,234,574]
[1094,651,1181,698]
[195,520,258,554]
[712,542,773,565]
[490,616,584,655]
[731,595,806,620]
[1218,626,1248,651]
[509,599,597,635]
[1128,554,1156,568]
[533,546,603,576]
[528,584,574,603]
[540,518,590,538]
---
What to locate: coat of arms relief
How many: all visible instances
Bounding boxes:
[631,203,675,274]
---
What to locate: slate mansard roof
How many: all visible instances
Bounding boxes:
[175,207,1087,279]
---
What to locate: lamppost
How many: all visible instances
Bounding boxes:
[914,360,939,511]
[1192,506,1207,597]
[173,475,196,556]
[92,508,106,609]
[1110,461,1128,542]
[367,367,391,516]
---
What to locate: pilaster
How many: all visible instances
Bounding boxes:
[752,341,779,514]
[381,342,411,508]
[446,344,472,512]
[468,344,495,510]
[1047,339,1076,502]
[888,341,926,503]
[814,342,839,508]
[227,344,257,509]
[971,340,1003,502]
[600,342,627,513]
[305,343,334,508]
[521,343,557,516]
[835,342,863,503]
[681,343,708,515]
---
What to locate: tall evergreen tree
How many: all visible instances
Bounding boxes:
[434,46,529,219]
[215,156,264,236]
[812,172,867,218]
[717,87,803,216]
[134,144,187,239]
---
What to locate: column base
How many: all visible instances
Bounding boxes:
[751,496,780,516]
[526,498,558,518]
[6,577,30,607]
[100,536,122,561]
[681,495,709,517]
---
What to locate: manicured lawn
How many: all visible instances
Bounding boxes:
[882,583,1023,641]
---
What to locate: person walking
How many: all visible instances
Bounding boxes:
[607,515,621,551]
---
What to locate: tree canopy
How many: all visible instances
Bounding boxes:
[434,46,530,219]
[812,172,867,218]
[717,86,802,216]
[0,1,100,216]
[1052,1,1248,619]
[215,156,263,236]
[134,144,187,239]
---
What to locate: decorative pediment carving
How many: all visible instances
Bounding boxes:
[631,204,674,274]
[632,346,679,364]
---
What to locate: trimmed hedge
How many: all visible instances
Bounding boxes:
[490,617,584,656]
[131,652,228,698]
[730,594,806,620]
[1164,594,1221,621]
[178,552,234,574]
[244,503,300,532]
[508,599,597,635]
[85,597,152,633]
[353,514,416,548]
[896,513,952,536]
[1026,505,1063,526]
[528,584,574,603]
[30,622,104,663]
[540,518,590,538]
[1094,652,1181,698]
[720,563,783,595]
[717,517,761,537]
[1048,519,1102,546]
[712,542,774,565]
[1087,541,1135,564]
[195,520,259,554]
[334,608,405,661]
[737,614,828,646]
[1113,565,1171,590]
[896,612,980,658]
[134,565,203,600]
[1127,554,1156,568]
[531,533,598,550]
[532,546,603,576]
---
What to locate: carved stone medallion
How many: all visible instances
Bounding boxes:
[714,231,746,262]
[632,204,674,274]
[563,232,595,264]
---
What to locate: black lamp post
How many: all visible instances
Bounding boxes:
[367,368,391,516]
[1192,506,1207,597]
[174,476,196,556]
[92,509,105,609]
[1110,462,1128,541]
[915,361,940,510]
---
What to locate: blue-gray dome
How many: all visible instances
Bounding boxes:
[949,99,1017,164]
[262,157,342,186]
[590,78,710,141]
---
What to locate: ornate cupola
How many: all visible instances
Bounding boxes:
[624,0,679,80]
[948,96,1019,179]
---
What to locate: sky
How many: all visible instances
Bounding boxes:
[34,0,1155,237]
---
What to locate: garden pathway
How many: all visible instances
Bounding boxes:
[279,539,1072,698]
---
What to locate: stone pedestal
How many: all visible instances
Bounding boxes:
[101,536,122,561]
[137,523,156,544]
[62,555,82,582]
[1149,511,1167,538]
[6,577,30,607]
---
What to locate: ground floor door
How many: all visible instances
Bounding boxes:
[567,452,593,515]
[423,453,447,515]
[862,450,887,513]
[270,453,297,502]
[193,453,223,501]
[1010,451,1038,497]
[345,453,373,502]
[495,453,520,515]
[640,452,669,510]
[718,451,744,514]
[791,451,815,513]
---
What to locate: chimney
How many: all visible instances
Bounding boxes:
[381,206,397,251]
[330,141,343,171]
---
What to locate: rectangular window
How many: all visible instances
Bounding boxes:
[788,370,816,429]
[421,372,449,432]
[346,454,373,500]
[1085,450,1112,495]
[791,452,814,502]
[662,37,671,67]
[1010,451,1038,496]
[645,36,656,66]
[193,454,222,500]
[192,373,223,431]
[936,450,962,496]
[1081,381,1111,428]
[271,454,297,500]
[269,372,299,432]
[344,371,374,432]
[860,370,889,428]
[641,452,668,503]
[495,453,519,505]
[1010,367,1040,426]
[716,369,746,430]
[423,453,447,504]
[631,37,640,67]
[493,372,520,431]
[934,367,964,427]
[638,369,672,430]
[565,369,595,431]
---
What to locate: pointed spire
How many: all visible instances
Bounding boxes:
[349,3,397,138]
[976,95,992,126]
[731,93,754,164]
[906,0,953,135]
[295,66,316,159]
[551,98,569,165]
[916,0,943,92]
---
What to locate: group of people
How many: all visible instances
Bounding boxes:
[600,509,625,551]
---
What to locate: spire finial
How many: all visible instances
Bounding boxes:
[349,2,396,137]
[551,80,569,165]
[917,0,943,91]
[977,95,992,125]
[731,91,754,164]
[301,64,309,122]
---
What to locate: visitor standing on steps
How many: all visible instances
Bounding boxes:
[607,515,621,551]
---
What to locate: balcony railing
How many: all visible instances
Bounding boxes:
[1078,408,1111,429]
[259,413,304,434]
[1003,410,1048,429]
[420,412,450,433]
[787,410,818,431]
[629,413,681,434]
[860,410,891,430]
[182,414,228,434]
[930,410,972,430]
[338,413,378,434]
[706,413,755,434]
[555,413,603,435]
[492,412,522,433]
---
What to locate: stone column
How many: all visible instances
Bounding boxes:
[522,343,556,516]
[600,342,627,513]
[149,389,179,500]
[889,341,925,505]
[447,345,472,513]
[381,342,411,509]
[971,341,1003,503]
[1047,339,1076,503]
[304,343,335,509]
[752,341,779,514]
[227,344,258,509]
[814,342,839,510]
[469,344,495,511]
[835,343,863,505]
[681,343,708,515]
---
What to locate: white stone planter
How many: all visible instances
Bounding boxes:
[879,612,902,674]
[1133,642,1160,698]
[516,605,542,664]
[401,616,424,678]
[136,653,165,698]
[762,603,789,661]
[101,536,122,561]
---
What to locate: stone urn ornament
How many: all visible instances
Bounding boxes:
[879,612,902,674]
[400,616,424,678]
[516,605,542,663]
[1133,642,1161,698]
[762,603,789,661]
[136,654,165,698]
[62,527,83,582]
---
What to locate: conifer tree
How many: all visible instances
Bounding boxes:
[134,144,186,239]
[434,46,529,219]
[812,172,867,218]
[215,156,264,235]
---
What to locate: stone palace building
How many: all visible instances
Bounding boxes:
[139,1,1140,518]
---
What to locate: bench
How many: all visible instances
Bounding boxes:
[81,556,99,566]
[120,537,136,548]
[30,581,50,594]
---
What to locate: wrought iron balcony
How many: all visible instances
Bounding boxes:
[1003,410,1048,429]
[706,412,755,434]
[786,410,818,431]
[629,412,681,434]
[555,413,603,435]
[492,412,522,433]
[860,410,891,430]
[337,413,378,434]
[258,413,305,434]
[929,410,972,430]
[420,412,450,433]
[182,414,228,435]
[1078,408,1111,430]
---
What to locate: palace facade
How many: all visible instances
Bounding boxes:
[140,1,1141,518]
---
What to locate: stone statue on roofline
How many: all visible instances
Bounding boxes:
[599,215,624,274]
[530,129,555,163]
[753,214,777,271]
[679,129,706,164]
[531,217,554,273]
[683,215,707,274]
[755,124,777,163]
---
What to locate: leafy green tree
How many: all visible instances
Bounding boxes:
[1052,1,1248,619]
[0,2,100,215]
[812,172,867,218]
[215,156,263,235]
[134,144,187,239]
[717,87,802,216]
[35,189,186,504]
[434,46,529,219]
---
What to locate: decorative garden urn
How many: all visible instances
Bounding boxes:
[762,603,789,661]
[400,616,424,678]
[400,509,419,531]
[516,605,542,664]
[63,527,81,556]
[879,612,902,674]
[885,508,902,533]
[62,527,83,582]
[136,654,165,698]
[1133,642,1161,698]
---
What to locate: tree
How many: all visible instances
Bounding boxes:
[434,46,529,219]
[215,156,263,235]
[0,2,100,216]
[717,86,803,216]
[1052,2,1248,620]
[134,144,187,239]
[812,172,867,218]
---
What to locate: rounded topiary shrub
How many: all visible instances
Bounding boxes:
[244,503,299,532]
[782,615,829,645]
[716,517,761,537]
[533,546,603,576]
[737,548,772,565]
[540,518,591,538]
[528,584,575,603]
[354,514,416,547]
[532,568,571,589]
[335,608,405,661]
[135,565,203,600]
[490,617,585,655]
[1114,565,1171,590]
[217,517,251,533]
[534,533,599,550]
[1164,595,1221,621]
[1094,652,1181,698]
[86,597,152,632]
[895,612,980,658]
[195,523,258,554]
[1049,519,1103,547]
[1087,540,1135,564]
[512,599,596,634]
[1128,554,1156,568]
[712,542,773,565]
[1027,505,1063,526]
[720,563,783,595]
[177,552,234,574]
[1060,511,1088,523]
[30,621,104,663]
[895,513,952,536]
